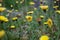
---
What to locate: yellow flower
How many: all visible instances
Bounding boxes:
[15,10,18,12]
[44,22,47,24]
[16,14,21,17]
[0,30,5,38]
[0,3,2,6]
[53,6,58,9]
[7,10,13,13]
[55,10,60,14]
[44,18,53,28]
[0,16,8,22]
[0,7,6,12]
[54,1,56,3]
[10,25,15,29]
[4,18,9,22]
[16,1,19,3]
[47,18,53,27]
[40,5,48,10]
[26,16,32,22]
[20,0,24,3]
[17,14,21,16]
[39,35,49,40]
[34,8,37,10]
[27,11,34,14]
[10,5,13,7]
[29,2,35,5]
[12,17,17,21]
[40,15,44,19]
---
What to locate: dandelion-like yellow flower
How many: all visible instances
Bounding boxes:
[0,16,8,22]
[27,11,34,14]
[40,15,44,19]
[0,7,6,12]
[0,30,5,38]
[44,18,53,28]
[34,8,37,10]
[26,16,32,22]
[4,18,9,22]
[7,10,13,13]
[16,1,19,3]
[12,17,17,21]
[10,5,13,7]
[15,10,18,12]
[56,10,60,14]
[53,6,59,9]
[29,2,35,5]
[10,25,15,29]
[20,0,24,3]
[0,3,2,6]
[54,1,56,3]
[17,14,21,17]
[40,5,48,10]
[47,18,53,27]
[39,35,49,40]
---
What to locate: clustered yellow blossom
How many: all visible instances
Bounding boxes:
[0,30,5,38]
[0,16,8,22]
[26,16,32,22]
[39,35,49,40]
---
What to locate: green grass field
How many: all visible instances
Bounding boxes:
[0,0,60,40]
